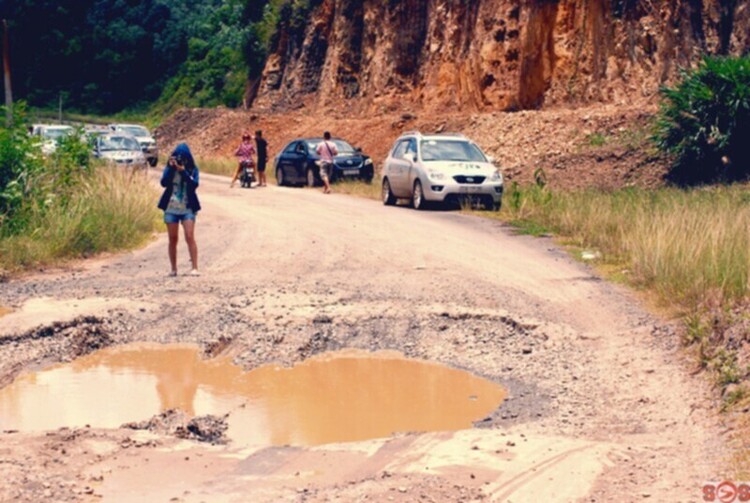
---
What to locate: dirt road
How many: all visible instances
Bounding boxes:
[0,171,727,502]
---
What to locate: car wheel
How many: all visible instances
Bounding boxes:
[382,178,396,206]
[494,198,502,212]
[363,176,373,184]
[412,179,426,210]
[276,167,286,186]
[148,157,158,167]
[482,197,496,211]
[306,168,316,187]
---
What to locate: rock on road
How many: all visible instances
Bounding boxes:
[0,170,725,502]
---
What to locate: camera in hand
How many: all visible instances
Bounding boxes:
[171,154,186,167]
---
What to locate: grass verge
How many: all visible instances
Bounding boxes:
[0,167,161,270]
[480,183,750,473]
[329,178,381,200]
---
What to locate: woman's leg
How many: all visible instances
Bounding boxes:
[182,219,198,271]
[230,164,242,187]
[167,222,180,274]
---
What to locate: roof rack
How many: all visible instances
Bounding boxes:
[434,132,467,138]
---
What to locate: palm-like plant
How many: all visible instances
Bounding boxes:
[655,56,750,184]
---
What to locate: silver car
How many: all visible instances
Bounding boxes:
[109,124,159,166]
[31,124,76,155]
[94,133,148,169]
[381,132,503,210]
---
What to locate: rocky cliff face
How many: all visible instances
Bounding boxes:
[252,0,749,112]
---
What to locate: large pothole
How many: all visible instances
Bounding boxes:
[0,343,507,447]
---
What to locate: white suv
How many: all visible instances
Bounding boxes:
[381,132,503,210]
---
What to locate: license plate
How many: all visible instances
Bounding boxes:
[459,186,482,193]
[343,169,359,176]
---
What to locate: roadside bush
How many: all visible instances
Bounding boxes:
[0,106,160,270]
[0,104,44,226]
[654,56,750,184]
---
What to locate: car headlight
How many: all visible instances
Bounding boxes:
[490,170,503,182]
[364,158,373,166]
[427,170,446,181]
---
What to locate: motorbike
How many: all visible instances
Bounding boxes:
[239,160,256,188]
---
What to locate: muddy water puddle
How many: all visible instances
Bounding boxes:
[0,344,506,446]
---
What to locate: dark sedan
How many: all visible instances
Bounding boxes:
[273,138,374,187]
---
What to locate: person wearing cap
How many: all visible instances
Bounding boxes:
[231,132,256,188]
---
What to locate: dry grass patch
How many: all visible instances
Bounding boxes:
[0,168,160,270]
[330,178,381,200]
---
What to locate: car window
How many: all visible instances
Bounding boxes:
[405,139,417,156]
[98,136,140,151]
[420,140,487,162]
[296,143,307,154]
[283,142,298,154]
[42,127,74,141]
[392,140,409,159]
[332,140,354,153]
[118,126,150,137]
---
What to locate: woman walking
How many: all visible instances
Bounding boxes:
[158,143,201,276]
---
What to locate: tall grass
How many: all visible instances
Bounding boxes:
[0,168,160,270]
[503,185,750,309]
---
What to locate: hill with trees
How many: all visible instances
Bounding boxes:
[2,0,281,114]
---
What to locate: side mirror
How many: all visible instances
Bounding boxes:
[355,147,362,153]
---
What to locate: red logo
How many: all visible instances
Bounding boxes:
[703,481,750,502]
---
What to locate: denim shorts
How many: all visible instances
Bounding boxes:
[164,211,196,224]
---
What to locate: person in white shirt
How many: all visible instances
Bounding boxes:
[315,131,338,194]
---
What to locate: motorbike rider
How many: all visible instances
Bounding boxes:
[230,132,256,188]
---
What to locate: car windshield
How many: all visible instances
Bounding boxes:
[42,127,74,141]
[305,139,356,154]
[119,126,150,137]
[99,136,140,152]
[420,140,487,162]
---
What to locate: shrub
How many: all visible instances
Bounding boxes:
[0,104,44,225]
[654,56,750,184]
[0,104,160,270]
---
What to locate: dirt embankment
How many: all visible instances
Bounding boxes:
[156,104,666,190]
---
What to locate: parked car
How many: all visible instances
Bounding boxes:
[84,126,109,147]
[273,138,374,187]
[94,133,148,169]
[381,132,503,210]
[109,124,158,166]
[31,124,76,155]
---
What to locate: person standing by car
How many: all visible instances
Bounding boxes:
[315,131,338,194]
[255,130,269,187]
[158,143,201,277]
[231,133,256,188]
